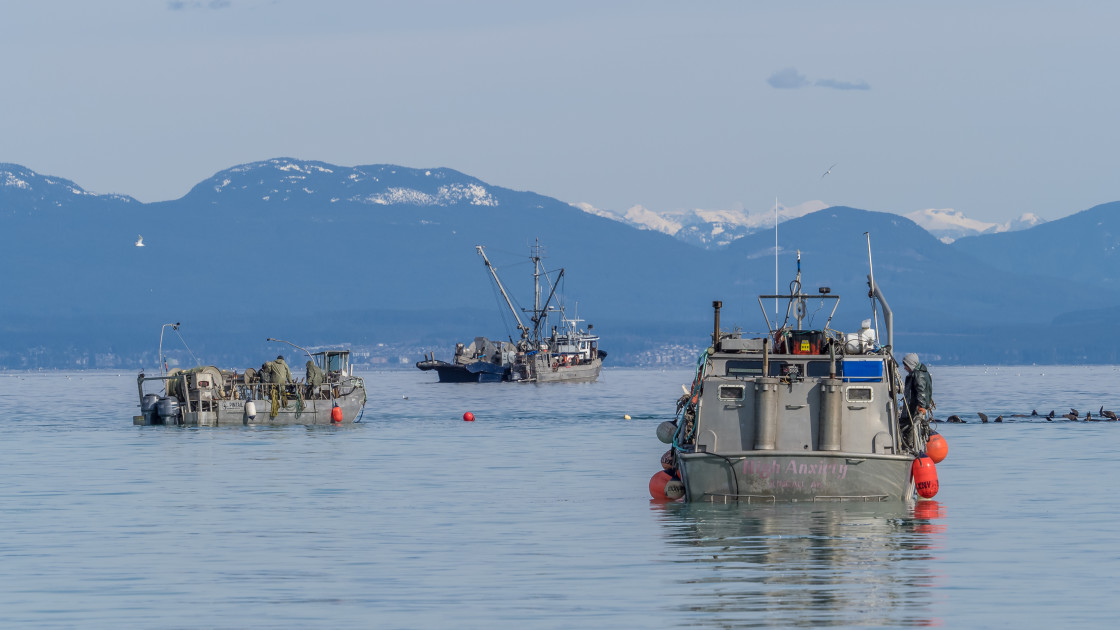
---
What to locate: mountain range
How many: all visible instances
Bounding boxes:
[2,158,1118,369]
[576,200,1045,247]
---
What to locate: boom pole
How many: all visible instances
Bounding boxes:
[477,245,528,339]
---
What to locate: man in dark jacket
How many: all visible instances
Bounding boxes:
[902,352,933,448]
[903,353,933,418]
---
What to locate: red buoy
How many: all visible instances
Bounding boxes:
[463,411,475,422]
[911,454,939,499]
[649,470,672,500]
[330,406,343,423]
[927,432,948,463]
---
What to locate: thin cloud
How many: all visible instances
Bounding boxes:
[767,67,871,91]
[815,78,870,91]
[167,0,232,10]
[767,67,810,89]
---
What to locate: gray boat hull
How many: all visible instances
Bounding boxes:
[135,393,366,426]
[530,356,602,383]
[679,451,913,502]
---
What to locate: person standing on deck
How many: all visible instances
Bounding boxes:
[272,355,292,386]
[901,353,933,448]
[305,359,324,398]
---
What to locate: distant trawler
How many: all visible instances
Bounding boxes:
[416,242,605,383]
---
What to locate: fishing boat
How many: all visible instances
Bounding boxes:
[415,337,518,383]
[416,242,605,383]
[652,252,938,502]
[134,328,367,426]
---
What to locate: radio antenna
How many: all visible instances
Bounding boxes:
[865,232,881,344]
[774,197,779,316]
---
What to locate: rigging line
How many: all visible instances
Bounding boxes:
[487,279,517,339]
[174,328,201,366]
[809,297,825,328]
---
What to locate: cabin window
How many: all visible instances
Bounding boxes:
[769,362,802,378]
[845,387,873,402]
[726,359,764,377]
[718,385,745,400]
[806,361,842,378]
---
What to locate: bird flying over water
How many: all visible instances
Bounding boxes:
[821,163,838,179]
[135,235,145,247]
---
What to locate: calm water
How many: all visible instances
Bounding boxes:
[2,365,1119,628]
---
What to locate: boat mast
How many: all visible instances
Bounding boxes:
[532,240,542,330]
[476,245,528,340]
[865,232,882,345]
[528,239,565,343]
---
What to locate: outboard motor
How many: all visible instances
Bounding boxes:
[141,393,161,424]
[141,393,161,412]
[141,393,160,412]
[156,397,181,425]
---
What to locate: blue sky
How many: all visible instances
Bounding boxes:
[2,1,1118,223]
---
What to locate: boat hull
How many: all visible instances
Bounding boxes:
[678,451,913,502]
[531,356,602,383]
[134,392,366,426]
[416,359,510,383]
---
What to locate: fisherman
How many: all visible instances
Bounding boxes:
[901,353,934,448]
[260,361,274,384]
[272,355,292,386]
[305,359,324,398]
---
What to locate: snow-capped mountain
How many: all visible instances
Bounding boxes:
[572,200,828,248]
[1,162,137,210]
[577,199,1046,248]
[190,158,501,208]
[904,208,1046,243]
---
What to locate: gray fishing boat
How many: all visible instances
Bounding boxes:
[654,253,934,503]
[417,242,605,383]
[134,328,367,426]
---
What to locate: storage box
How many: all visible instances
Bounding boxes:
[842,358,883,382]
[788,330,823,355]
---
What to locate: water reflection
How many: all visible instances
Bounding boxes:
[651,500,946,627]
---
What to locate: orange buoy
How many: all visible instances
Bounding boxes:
[330,405,343,423]
[911,454,939,499]
[649,470,672,500]
[927,432,948,463]
[463,411,475,422]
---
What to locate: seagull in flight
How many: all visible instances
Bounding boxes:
[821,163,838,179]
[135,235,145,247]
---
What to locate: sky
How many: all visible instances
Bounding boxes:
[2,0,1119,223]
